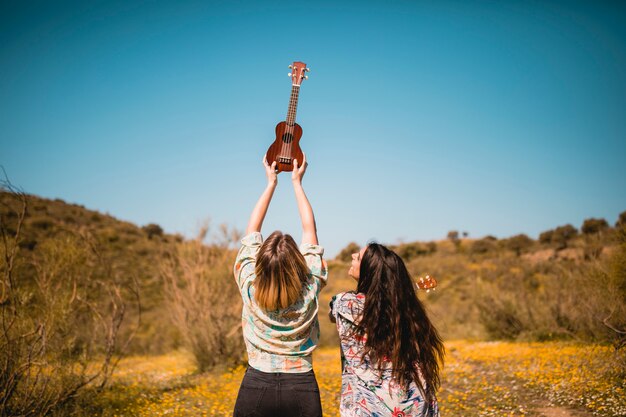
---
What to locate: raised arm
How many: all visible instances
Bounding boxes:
[245,156,278,234]
[292,154,318,245]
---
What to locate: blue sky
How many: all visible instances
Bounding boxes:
[1,0,625,257]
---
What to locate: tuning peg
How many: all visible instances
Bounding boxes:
[305,67,310,72]
[288,65,293,69]
[304,75,308,80]
[288,73,292,77]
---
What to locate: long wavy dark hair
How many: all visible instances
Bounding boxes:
[355,243,445,406]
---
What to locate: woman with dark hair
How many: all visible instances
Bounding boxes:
[330,243,444,417]
[232,155,327,417]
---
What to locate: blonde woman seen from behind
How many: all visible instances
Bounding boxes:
[232,155,327,417]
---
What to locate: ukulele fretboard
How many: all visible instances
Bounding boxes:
[286,85,300,126]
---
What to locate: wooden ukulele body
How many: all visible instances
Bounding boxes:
[266,121,304,173]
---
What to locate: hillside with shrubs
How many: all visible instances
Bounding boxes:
[0,187,242,415]
[329,212,626,347]
[1,184,624,415]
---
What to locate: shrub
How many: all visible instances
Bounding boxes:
[160,233,244,371]
[336,242,360,262]
[426,241,437,253]
[582,218,609,235]
[539,229,554,244]
[142,223,164,239]
[447,230,459,241]
[1,186,139,416]
[397,242,430,260]
[616,211,626,228]
[29,216,54,230]
[477,297,525,339]
[470,237,497,254]
[551,224,578,250]
[447,230,461,251]
[503,234,534,256]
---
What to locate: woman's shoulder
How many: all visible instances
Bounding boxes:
[330,291,365,318]
[332,291,365,304]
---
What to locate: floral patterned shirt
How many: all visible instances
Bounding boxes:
[330,292,440,417]
[233,232,328,373]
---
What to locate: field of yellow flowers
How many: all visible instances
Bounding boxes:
[85,341,625,417]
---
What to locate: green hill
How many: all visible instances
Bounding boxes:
[2,191,624,353]
[0,191,188,354]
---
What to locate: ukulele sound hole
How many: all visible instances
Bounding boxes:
[282,133,293,143]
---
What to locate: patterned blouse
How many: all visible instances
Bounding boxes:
[233,232,328,373]
[330,292,440,417]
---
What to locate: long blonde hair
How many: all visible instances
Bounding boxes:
[254,231,308,311]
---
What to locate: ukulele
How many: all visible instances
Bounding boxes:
[416,275,437,292]
[266,61,310,173]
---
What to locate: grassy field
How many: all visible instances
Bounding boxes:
[79,341,625,417]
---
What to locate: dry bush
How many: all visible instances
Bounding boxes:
[160,224,244,372]
[473,248,625,344]
[0,180,140,416]
[402,237,625,347]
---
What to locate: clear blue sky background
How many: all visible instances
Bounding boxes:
[2,0,625,257]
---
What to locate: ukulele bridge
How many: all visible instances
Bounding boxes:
[278,156,292,165]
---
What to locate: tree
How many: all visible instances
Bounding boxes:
[551,224,578,250]
[447,230,461,251]
[447,230,459,241]
[581,218,609,235]
[504,234,534,256]
[616,210,626,228]
[336,242,360,262]
[142,223,164,239]
[539,229,554,245]
[470,237,496,254]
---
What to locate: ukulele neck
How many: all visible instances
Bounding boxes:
[286,85,300,126]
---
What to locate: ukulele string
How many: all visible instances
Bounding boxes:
[288,86,294,165]
[282,79,294,165]
[280,92,287,163]
[288,85,294,164]
[289,84,299,167]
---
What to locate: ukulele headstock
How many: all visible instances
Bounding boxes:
[288,61,309,86]
[416,275,437,292]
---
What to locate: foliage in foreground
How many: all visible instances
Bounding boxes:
[1,185,140,416]
[74,341,626,417]
[160,224,245,371]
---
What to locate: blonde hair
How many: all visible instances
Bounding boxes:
[254,231,308,311]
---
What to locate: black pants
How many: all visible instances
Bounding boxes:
[233,366,323,417]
